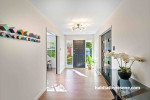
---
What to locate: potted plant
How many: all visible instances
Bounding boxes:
[105,52,144,80]
[86,56,95,70]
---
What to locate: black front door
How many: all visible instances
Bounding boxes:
[73,40,85,68]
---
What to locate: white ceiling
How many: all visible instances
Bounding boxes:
[29,0,123,35]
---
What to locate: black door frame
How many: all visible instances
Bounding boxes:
[100,26,112,85]
[56,36,58,74]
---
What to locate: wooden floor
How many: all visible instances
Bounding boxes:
[39,68,114,100]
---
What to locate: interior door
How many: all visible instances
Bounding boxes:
[73,40,85,68]
[101,30,112,85]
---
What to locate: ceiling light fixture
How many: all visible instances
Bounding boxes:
[72,24,85,31]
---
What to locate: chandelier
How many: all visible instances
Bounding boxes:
[72,24,85,31]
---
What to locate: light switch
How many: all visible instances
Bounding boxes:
[113,46,115,51]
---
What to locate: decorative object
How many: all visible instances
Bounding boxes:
[36,35,38,39]
[30,38,33,42]
[0,24,41,43]
[85,56,95,70]
[0,24,9,31]
[36,40,38,43]
[32,39,35,42]
[0,32,4,37]
[72,24,85,31]
[27,37,30,41]
[29,33,34,37]
[24,31,29,36]
[16,36,19,39]
[34,34,37,38]
[17,29,24,35]
[9,27,17,33]
[19,36,22,39]
[24,37,27,40]
[11,35,16,39]
[118,70,132,80]
[37,35,41,39]
[21,36,24,40]
[5,33,11,38]
[105,52,144,80]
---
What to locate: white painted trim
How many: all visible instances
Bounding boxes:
[65,40,73,68]
[95,69,102,76]
[60,67,65,74]
[34,88,46,100]
[100,26,112,36]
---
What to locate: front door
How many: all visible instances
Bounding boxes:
[73,40,85,68]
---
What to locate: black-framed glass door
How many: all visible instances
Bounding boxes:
[101,30,112,85]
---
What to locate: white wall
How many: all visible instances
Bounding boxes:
[60,35,65,72]
[0,0,64,100]
[65,34,94,40]
[57,35,65,73]
[94,0,150,87]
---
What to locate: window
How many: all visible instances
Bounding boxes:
[66,41,73,65]
[86,41,92,61]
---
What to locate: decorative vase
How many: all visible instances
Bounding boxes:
[88,65,92,70]
[118,70,131,80]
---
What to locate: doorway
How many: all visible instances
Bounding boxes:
[66,40,93,68]
[73,40,85,68]
[101,29,112,85]
[47,30,57,73]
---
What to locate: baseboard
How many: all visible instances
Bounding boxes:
[60,67,65,74]
[34,88,46,100]
[95,69,101,75]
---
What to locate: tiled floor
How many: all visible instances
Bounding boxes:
[39,68,114,100]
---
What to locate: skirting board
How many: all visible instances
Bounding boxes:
[34,88,46,100]
[60,67,65,74]
[95,69,101,75]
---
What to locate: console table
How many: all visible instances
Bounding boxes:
[112,70,150,100]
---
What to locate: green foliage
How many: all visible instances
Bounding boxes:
[49,41,55,45]
[90,48,92,57]
[120,67,131,73]
[47,50,56,57]
[86,56,95,66]
[67,57,72,64]
[67,49,70,57]
[86,42,92,48]
[86,42,92,61]
[48,41,56,49]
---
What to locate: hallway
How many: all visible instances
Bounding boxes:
[39,68,114,100]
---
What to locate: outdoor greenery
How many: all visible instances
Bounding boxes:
[86,42,92,48]
[86,42,92,61]
[67,49,72,64]
[86,56,95,66]
[67,57,72,64]
[47,41,56,58]
[47,50,56,58]
[49,41,56,49]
